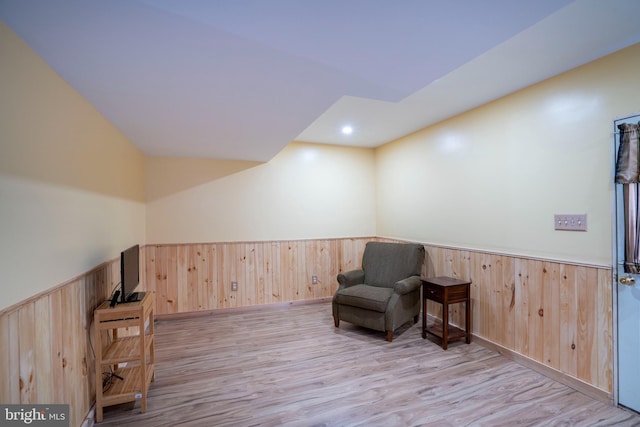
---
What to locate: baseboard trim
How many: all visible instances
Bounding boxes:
[155,297,333,321]
[472,335,612,405]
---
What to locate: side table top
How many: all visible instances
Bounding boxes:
[423,276,471,287]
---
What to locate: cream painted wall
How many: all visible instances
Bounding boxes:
[376,42,640,266]
[0,23,145,311]
[146,142,376,243]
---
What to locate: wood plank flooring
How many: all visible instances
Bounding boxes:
[97,302,640,426]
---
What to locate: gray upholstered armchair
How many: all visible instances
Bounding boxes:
[332,241,425,342]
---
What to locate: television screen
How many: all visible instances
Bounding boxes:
[120,244,140,302]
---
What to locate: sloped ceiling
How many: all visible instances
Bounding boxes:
[2,0,640,161]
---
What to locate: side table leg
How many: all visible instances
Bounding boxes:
[442,301,448,350]
[465,299,471,344]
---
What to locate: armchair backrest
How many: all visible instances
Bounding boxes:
[362,242,425,288]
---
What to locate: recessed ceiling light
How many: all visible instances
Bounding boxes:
[341,125,353,135]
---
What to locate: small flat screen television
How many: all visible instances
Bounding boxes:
[120,244,141,303]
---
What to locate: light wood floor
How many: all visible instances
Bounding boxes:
[98,302,640,426]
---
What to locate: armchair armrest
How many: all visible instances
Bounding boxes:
[393,276,422,295]
[337,269,365,287]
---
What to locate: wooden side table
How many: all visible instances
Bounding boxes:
[422,276,471,350]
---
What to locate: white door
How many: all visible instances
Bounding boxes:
[615,114,640,413]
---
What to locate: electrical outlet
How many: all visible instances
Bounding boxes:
[312,275,318,284]
[554,214,587,231]
[231,281,238,291]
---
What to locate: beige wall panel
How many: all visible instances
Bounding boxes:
[145,142,376,244]
[144,157,262,201]
[0,23,144,201]
[0,23,145,311]
[376,42,640,266]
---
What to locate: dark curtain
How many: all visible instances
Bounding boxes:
[615,122,640,274]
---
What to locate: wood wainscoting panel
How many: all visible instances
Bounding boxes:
[0,258,119,427]
[422,245,613,395]
[143,238,372,315]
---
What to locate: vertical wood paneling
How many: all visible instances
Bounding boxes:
[280,241,295,303]
[528,260,544,363]
[304,240,315,300]
[261,242,274,304]
[166,246,179,314]
[597,268,613,391]
[236,243,247,307]
[187,245,200,312]
[249,243,259,305]
[207,244,218,309]
[61,281,80,425]
[514,259,529,356]
[18,302,36,403]
[318,239,335,298]
[177,246,189,312]
[253,243,264,305]
[577,267,597,384]
[49,290,64,405]
[218,243,231,307]
[472,253,491,341]
[559,264,578,378]
[0,309,12,401]
[543,261,561,370]
[200,244,212,310]
[144,245,159,313]
[143,239,371,314]
[6,311,20,403]
[500,257,516,350]
[34,296,53,404]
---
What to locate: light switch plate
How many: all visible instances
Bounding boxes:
[554,214,587,231]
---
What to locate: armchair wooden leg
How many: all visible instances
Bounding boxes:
[386,331,393,342]
[333,316,339,327]
[413,314,419,324]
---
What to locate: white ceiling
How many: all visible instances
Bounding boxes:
[2,0,640,162]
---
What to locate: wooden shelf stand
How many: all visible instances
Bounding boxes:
[93,292,155,422]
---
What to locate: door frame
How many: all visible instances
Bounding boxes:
[611,112,640,408]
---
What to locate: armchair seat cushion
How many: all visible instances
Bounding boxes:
[334,284,393,312]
